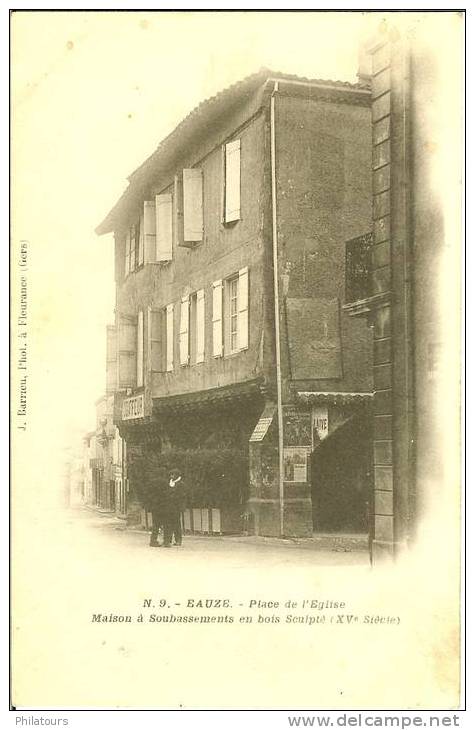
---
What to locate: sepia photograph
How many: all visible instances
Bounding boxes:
[10,9,464,715]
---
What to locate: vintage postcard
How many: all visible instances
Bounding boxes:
[10,10,464,713]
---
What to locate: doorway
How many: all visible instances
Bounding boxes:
[310,413,372,533]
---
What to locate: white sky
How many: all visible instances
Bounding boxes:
[10,10,409,457]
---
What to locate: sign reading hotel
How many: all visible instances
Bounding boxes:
[122,394,145,421]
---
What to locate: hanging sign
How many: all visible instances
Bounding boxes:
[122,394,145,420]
[312,406,329,444]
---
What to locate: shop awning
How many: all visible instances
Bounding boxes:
[296,391,374,406]
[152,378,265,415]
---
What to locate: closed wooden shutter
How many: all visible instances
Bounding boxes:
[179,295,190,365]
[183,168,203,243]
[196,289,205,364]
[225,139,241,223]
[138,214,144,266]
[174,174,184,249]
[212,280,223,358]
[130,224,137,272]
[237,267,249,350]
[155,193,173,261]
[106,325,117,393]
[166,304,174,372]
[117,315,137,388]
[136,310,144,387]
[125,231,131,276]
[143,201,156,264]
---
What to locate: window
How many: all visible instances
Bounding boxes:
[179,296,190,366]
[125,231,131,276]
[130,224,137,272]
[196,289,205,363]
[117,315,137,389]
[345,232,372,303]
[106,325,117,394]
[138,213,144,267]
[223,139,241,223]
[124,207,154,275]
[166,304,174,372]
[136,310,144,387]
[148,307,162,373]
[155,193,173,261]
[143,200,156,263]
[182,168,203,245]
[222,267,249,355]
[189,290,205,364]
[212,280,223,357]
[229,276,239,353]
[125,222,138,276]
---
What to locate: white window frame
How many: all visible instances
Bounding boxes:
[136,310,144,387]
[166,304,174,372]
[228,275,239,354]
[212,280,223,358]
[225,267,249,355]
[196,289,205,364]
[179,295,190,366]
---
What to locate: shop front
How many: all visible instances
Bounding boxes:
[116,382,265,535]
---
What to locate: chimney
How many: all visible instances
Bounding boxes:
[357,44,372,86]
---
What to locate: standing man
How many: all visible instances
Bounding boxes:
[147,466,167,548]
[161,468,185,547]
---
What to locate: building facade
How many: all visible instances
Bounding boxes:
[83,395,127,517]
[96,69,375,539]
[347,26,458,561]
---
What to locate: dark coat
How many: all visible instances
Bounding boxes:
[162,477,185,518]
[143,468,168,513]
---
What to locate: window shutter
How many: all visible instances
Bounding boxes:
[196,289,205,364]
[136,311,144,387]
[149,308,162,372]
[156,193,173,261]
[225,139,241,223]
[125,231,130,276]
[179,295,190,365]
[106,325,117,393]
[144,201,156,264]
[183,168,203,243]
[130,225,137,272]
[117,315,137,388]
[237,267,249,350]
[138,214,144,266]
[174,174,184,249]
[212,280,223,357]
[166,304,174,372]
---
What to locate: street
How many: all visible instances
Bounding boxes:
[14,503,455,709]
[68,506,370,569]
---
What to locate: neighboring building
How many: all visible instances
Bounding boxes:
[62,448,85,508]
[96,69,374,539]
[82,432,95,505]
[83,395,127,516]
[350,26,459,561]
